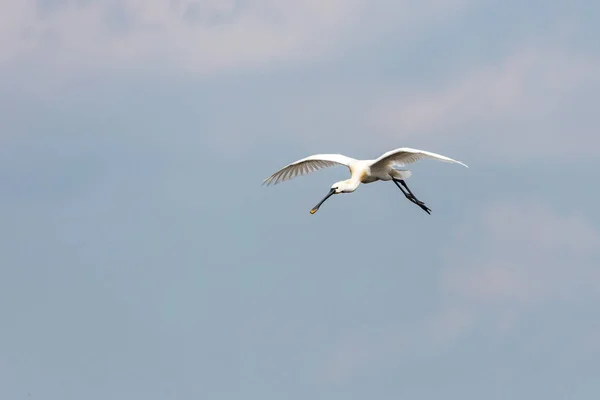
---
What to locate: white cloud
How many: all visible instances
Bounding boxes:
[370,47,600,162]
[426,306,473,346]
[2,0,358,77]
[0,0,470,81]
[442,200,600,311]
[319,200,600,382]
[320,326,411,383]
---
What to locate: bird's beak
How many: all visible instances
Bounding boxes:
[310,188,336,214]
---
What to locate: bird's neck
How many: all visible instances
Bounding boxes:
[343,178,361,192]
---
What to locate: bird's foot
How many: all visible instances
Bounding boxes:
[418,203,432,214]
[406,195,431,214]
[405,194,424,205]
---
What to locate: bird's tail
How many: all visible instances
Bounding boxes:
[391,169,412,180]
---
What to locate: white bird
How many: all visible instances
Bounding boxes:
[263,147,468,215]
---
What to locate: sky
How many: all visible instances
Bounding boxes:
[1,0,599,398]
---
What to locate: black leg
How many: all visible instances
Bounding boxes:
[392,178,412,199]
[399,180,423,204]
[392,178,431,214]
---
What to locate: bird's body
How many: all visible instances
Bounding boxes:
[263,147,468,214]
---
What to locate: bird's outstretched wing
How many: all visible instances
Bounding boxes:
[369,147,468,170]
[263,154,356,186]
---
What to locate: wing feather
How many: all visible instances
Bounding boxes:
[369,147,468,170]
[263,154,356,186]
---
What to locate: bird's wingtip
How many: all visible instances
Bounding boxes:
[261,177,273,186]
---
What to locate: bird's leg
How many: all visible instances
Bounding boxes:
[392,179,431,214]
[392,178,414,200]
[400,180,431,214]
[399,180,422,203]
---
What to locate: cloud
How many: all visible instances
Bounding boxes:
[320,199,600,382]
[425,306,473,346]
[441,200,600,319]
[1,0,358,77]
[370,47,600,162]
[320,326,411,383]
[0,0,470,81]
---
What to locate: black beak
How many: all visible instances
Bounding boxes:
[310,188,336,214]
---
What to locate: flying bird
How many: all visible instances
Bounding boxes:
[263,147,468,215]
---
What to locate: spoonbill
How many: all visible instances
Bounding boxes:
[263,147,468,215]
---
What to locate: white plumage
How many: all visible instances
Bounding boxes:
[262,154,356,187]
[263,147,468,215]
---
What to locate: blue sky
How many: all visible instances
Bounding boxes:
[1,0,599,398]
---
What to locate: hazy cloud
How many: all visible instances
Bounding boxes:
[0,0,470,80]
[371,47,600,162]
[442,200,600,322]
[320,199,600,383]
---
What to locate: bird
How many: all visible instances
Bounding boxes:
[262,147,468,215]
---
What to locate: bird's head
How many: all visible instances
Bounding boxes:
[332,179,360,194]
[309,180,356,214]
[330,181,347,194]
